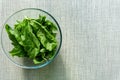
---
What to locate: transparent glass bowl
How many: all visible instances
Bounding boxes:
[1,8,62,69]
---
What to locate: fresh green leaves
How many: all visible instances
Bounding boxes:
[5,15,58,64]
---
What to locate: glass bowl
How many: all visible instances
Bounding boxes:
[1,8,62,69]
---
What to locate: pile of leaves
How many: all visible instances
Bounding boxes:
[5,15,58,64]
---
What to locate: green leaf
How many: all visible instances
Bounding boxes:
[5,24,27,57]
[10,45,27,57]
[37,29,57,51]
[33,58,44,64]
[5,24,17,43]
[13,19,40,58]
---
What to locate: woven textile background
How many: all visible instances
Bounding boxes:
[1,0,120,80]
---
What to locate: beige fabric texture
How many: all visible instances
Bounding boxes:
[1,0,120,80]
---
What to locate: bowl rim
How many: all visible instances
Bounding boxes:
[1,8,62,69]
